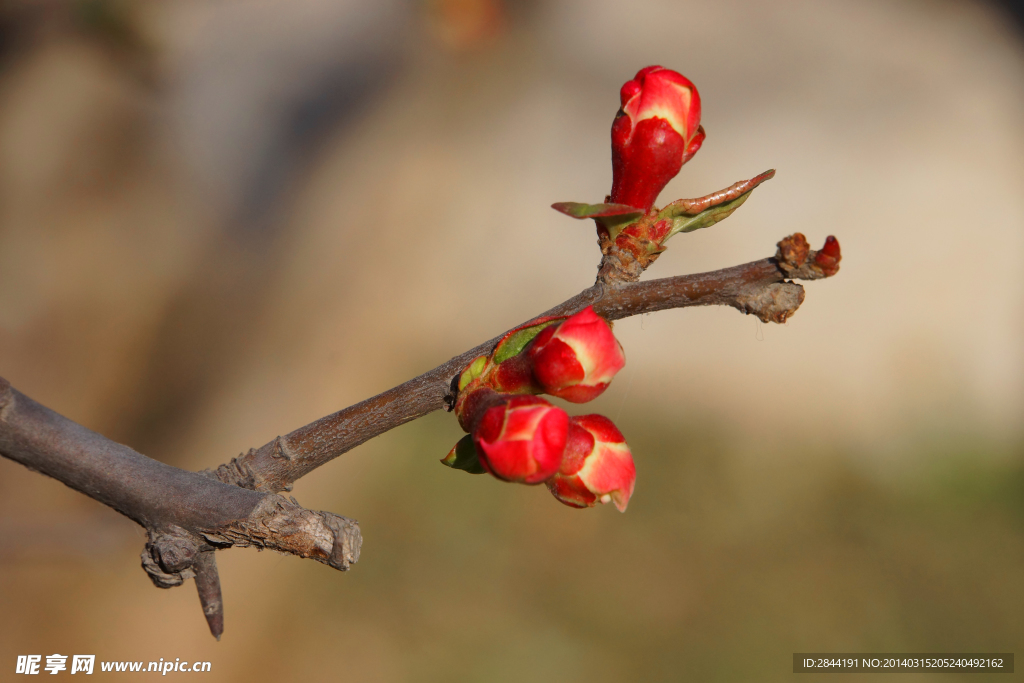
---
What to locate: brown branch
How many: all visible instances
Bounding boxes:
[0,376,361,637]
[0,231,837,640]
[213,233,839,494]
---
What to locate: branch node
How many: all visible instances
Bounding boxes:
[734,281,806,324]
[776,232,841,280]
[272,436,294,461]
[444,374,460,412]
[142,527,201,588]
[206,450,263,490]
[776,232,811,271]
[596,239,647,285]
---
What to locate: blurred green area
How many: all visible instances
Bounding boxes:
[310,414,1024,682]
[4,411,1019,682]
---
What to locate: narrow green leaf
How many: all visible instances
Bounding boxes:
[551,202,643,220]
[666,191,752,240]
[658,169,775,220]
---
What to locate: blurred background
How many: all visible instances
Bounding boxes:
[1,0,1022,680]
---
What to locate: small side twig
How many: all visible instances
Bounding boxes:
[193,552,224,640]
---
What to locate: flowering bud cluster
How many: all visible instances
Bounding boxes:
[442,65,776,512]
[443,307,636,511]
[551,65,776,279]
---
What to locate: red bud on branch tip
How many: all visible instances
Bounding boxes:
[528,306,625,403]
[813,235,842,276]
[610,66,703,211]
[474,395,569,484]
[820,235,840,257]
[547,415,636,512]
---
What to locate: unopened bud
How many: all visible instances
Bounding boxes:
[547,415,636,512]
[474,395,569,484]
[813,235,842,276]
[610,66,704,211]
[529,306,625,403]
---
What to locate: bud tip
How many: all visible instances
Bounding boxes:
[813,235,842,275]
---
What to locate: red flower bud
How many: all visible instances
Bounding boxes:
[813,235,842,276]
[610,65,704,211]
[474,395,569,484]
[529,306,625,403]
[547,415,636,512]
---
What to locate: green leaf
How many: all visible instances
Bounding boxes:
[492,320,562,364]
[440,435,486,474]
[457,355,488,392]
[551,202,643,220]
[665,191,752,240]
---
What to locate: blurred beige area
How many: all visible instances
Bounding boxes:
[1,0,1022,680]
